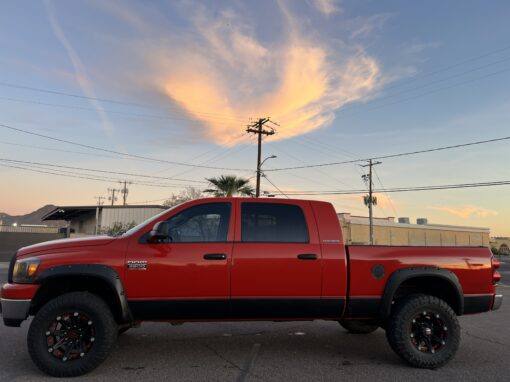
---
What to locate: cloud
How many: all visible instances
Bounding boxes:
[44,0,115,139]
[349,14,392,39]
[99,2,385,146]
[402,41,442,55]
[308,0,342,16]
[429,205,498,219]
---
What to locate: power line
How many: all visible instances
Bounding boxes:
[0,123,251,171]
[265,141,357,190]
[268,180,510,195]
[0,163,204,188]
[0,140,135,160]
[0,81,246,122]
[265,134,510,171]
[379,43,510,92]
[373,167,399,218]
[0,158,208,184]
[261,174,289,199]
[336,54,510,113]
[0,96,244,124]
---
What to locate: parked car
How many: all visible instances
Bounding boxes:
[0,198,502,377]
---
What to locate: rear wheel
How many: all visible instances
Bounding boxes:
[27,292,117,377]
[386,294,460,369]
[339,320,379,334]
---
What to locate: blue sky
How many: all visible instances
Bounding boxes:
[0,0,509,235]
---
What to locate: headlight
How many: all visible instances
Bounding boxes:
[12,257,41,283]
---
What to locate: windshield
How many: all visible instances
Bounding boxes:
[121,205,178,237]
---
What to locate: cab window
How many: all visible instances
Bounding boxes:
[241,203,309,243]
[165,203,231,242]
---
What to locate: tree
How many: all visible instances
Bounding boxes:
[100,221,136,236]
[204,175,254,197]
[163,187,204,207]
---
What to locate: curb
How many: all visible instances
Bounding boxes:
[0,262,9,269]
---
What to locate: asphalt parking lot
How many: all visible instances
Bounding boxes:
[0,259,509,382]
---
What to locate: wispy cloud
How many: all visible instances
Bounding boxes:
[308,0,342,16]
[98,2,386,145]
[429,205,498,219]
[44,0,115,139]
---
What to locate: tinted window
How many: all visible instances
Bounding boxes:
[241,203,308,243]
[165,203,231,242]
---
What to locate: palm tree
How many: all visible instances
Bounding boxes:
[204,175,254,197]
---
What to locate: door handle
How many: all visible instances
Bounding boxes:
[297,254,318,260]
[203,253,227,260]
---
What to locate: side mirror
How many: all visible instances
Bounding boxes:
[149,221,171,243]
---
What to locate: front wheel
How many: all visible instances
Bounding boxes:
[27,292,118,377]
[386,294,460,369]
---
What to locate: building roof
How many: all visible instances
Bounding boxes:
[42,205,166,221]
[338,213,490,233]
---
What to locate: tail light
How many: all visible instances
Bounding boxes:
[492,258,501,285]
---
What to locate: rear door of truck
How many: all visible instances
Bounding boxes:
[230,199,322,318]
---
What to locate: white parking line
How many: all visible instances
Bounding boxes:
[0,262,9,269]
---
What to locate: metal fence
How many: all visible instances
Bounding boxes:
[0,225,60,234]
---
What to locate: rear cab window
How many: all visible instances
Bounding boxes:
[241,202,309,243]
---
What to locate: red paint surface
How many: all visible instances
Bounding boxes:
[1,197,496,318]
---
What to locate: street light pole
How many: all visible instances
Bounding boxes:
[258,155,277,197]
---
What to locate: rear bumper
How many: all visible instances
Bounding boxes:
[492,294,503,311]
[0,298,31,327]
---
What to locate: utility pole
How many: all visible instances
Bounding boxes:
[119,181,131,206]
[361,159,382,245]
[246,117,276,197]
[107,188,120,206]
[94,196,105,235]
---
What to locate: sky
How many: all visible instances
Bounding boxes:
[0,0,509,235]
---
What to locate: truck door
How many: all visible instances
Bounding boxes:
[231,200,323,318]
[125,202,234,320]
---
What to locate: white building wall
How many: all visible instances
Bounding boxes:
[100,207,166,229]
[71,215,97,235]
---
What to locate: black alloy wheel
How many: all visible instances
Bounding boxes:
[386,293,460,369]
[28,292,118,377]
[45,310,96,362]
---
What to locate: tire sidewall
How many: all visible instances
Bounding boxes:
[388,294,460,369]
[28,292,117,377]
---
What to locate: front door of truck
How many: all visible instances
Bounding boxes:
[125,202,234,320]
[231,200,323,318]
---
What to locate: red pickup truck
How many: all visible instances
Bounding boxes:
[0,198,502,377]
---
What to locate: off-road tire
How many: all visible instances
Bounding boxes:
[27,292,117,377]
[339,320,379,334]
[386,293,460,369]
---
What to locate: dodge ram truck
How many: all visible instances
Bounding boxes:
[0,198,503,377]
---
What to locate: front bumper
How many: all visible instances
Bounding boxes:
[0,298,31,327]
[492,294,503,311]
[1,281,38,327]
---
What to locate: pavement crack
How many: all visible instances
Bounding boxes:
[464,330,508,347]
[236,343,261,382]
[200,342,242,370]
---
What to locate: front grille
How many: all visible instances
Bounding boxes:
[7,252,17,283]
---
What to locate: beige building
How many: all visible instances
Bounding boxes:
[338,213,490,247]
[490,237,510,254]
